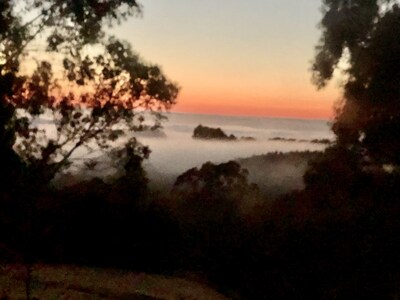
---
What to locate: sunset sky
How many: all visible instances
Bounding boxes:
[114,0,342,120]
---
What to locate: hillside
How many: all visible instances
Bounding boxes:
[0,264,229,300]
[237,151,320,198]
[146,151,321,199]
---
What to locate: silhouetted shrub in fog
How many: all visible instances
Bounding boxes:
[192,124,237,140]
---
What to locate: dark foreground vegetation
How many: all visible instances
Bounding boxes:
[2,0,400,299]
[2,148,400,299]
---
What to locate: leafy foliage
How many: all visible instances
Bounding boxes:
[312,0,400,164]
[0,0,179,186]
[0,1,178,285]
[192,124,237,140]
[172,161,261,219]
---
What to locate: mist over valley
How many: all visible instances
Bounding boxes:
[42,112,332,196]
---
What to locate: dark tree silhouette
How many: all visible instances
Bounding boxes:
[171,161,261,228]
[0,2,179,293]
[0,0,179,187]
[260,2,400,298]
[192,124,237,140]
[312,0,400,165]
[173,161,259,206]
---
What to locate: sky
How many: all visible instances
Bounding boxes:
[113,0,341,120]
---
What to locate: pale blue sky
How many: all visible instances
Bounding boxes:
[113,0,339,119]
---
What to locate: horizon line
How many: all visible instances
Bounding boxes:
[167,109,333,122]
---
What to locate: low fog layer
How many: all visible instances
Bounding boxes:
[33,112,332,190]
[237,151,319,199]
[138,113,332,193]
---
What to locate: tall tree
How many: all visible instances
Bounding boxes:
[0,0,179,186]
[0,2,179,286]
[312,0,400,164]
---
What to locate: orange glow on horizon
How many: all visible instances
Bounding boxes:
[172,103,333,120]
[171,91,338,120]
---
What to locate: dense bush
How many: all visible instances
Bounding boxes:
[192,124,237,140]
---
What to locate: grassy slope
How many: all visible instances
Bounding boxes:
[0,264,229,300]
